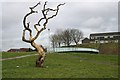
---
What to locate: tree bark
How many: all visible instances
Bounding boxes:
[31,42,46,67]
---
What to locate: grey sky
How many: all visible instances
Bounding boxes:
[1,0,118,51]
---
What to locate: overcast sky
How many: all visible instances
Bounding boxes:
[0,0,119,51]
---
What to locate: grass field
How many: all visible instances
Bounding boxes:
[2,52,118,78]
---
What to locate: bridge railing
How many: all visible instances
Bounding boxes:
[48,47,99,53]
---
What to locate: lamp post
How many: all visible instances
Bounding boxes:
[48,28,50,53]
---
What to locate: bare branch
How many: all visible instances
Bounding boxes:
[32,28,44,41]
[32,1,48,41]
[23,1,65,45]
[43,3,65,29]
[36,2,65,28]
[22,2,40,42]
[29,2,40,10]
[43,1,47,10]
[48,3,65,19]
[22,29,31,43]
[34,25,39,32]
[23,10,37,30]
[23,2,40,30]
[36,2,47,26]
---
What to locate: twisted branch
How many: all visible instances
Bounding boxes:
[22,1,65,43]
[32,2,65,41]
[22,2,40,42]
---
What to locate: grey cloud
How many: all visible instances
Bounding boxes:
[47,2,118,39]
[2,2,118,51]
[2,2,34,29]
[81,17,104,28]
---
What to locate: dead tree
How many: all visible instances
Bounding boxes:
[22,1,65,67]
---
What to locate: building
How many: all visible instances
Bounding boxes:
[90,32,120,43]
[7,49,20,52]
[82,38,90,44]
[7,48,33,52]
[20,48,32,52]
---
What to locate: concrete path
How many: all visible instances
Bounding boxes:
[0,54,38,61]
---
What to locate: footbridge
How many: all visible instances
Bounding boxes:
[49,47,99,53]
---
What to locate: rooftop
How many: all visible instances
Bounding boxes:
[90,32,120,36]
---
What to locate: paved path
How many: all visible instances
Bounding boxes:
[0,54,38,61]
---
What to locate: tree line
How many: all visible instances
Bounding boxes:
[50,28,83,48]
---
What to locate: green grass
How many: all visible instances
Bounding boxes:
[68,43,119,54]
[2,52,118,78]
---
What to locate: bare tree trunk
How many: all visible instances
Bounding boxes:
[31,42,46,67]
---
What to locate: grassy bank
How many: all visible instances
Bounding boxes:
[2,52,118,78]
[69,43,119,54]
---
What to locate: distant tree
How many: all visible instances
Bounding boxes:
[50,34,58,48]
[50,33,63,48]
[61,29,72,46]
[70,29,83,45]
[56,34,62,47]
[50,28,83,47]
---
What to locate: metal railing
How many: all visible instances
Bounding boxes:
[48,47,99,53]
